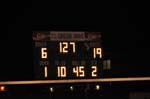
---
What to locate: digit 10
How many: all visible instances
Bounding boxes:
[57,66,66,77]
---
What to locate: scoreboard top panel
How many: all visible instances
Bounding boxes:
[32,31,101,42]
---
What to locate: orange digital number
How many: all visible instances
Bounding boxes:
[59,42,76,53]
[57,66,66,77]
[91,66,97,77]
[93,48,102,58]
[41,48,47,59]
[73,66,85,77]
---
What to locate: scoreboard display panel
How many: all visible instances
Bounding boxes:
[33,31,103,80]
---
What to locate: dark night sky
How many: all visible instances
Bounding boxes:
[3,1,150,80]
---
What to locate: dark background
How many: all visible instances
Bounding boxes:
[3,1,150,81]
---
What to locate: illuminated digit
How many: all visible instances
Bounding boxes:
[91,66,97,77]
[63,42,68,53]
[41,48,47,59]
[57,66,66,77]
[97,48,102,58]
[79,66,85,77]
[59,42,62,53]
[44,66,48,78]
[73,66,85,77]
[70,42,75,53]
[73,66,79,77]
[59,42,68,53]
[93,48,102,58]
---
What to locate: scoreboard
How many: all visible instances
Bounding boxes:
[33,31,103,80]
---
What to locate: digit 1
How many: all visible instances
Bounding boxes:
[44,66,48,78]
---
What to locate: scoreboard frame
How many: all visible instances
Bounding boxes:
[32,31,103,80]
